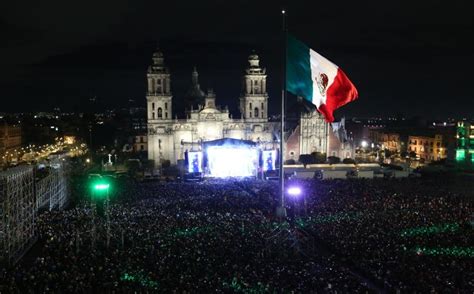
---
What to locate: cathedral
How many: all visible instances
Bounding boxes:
[146,48,338,167]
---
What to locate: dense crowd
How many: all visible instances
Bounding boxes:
[295,177,474,292]
[1,176,473,292]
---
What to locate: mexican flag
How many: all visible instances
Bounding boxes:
[287,35,358,122]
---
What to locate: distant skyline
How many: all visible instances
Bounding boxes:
[1,0,473,119]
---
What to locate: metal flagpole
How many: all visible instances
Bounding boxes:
[277,9,287,218]
[106,186,110,248]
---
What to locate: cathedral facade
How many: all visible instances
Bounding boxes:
[145,49,345,168]
[147,50,280,167]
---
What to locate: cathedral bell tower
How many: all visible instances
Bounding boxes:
[239,53,268,121]
[147,49,172,121]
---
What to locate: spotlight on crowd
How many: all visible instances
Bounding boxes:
[287,186,302,197]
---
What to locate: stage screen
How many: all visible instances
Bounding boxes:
[262,150,277,171]
[207,146,258,177]
[188,151,203,173]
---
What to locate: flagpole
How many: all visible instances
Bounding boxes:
[277,9,287,218]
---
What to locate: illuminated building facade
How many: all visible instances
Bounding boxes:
[285,109,328,162]
[408,134,446,161]
[147,49,279,167]
[380,133,401,153]
[455,121,474,164]
[133,135,148,153]
[0,124,22,164]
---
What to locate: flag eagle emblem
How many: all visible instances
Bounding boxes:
[315,73,329,97]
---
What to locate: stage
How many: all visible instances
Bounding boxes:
[185,138,278,178]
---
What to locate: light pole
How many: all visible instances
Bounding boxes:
[88,125,92,149]
[276,9,287,219]
[287,186,304,216]
[106,185,110,248]
[91,185,96,249]
[91,179,111,248]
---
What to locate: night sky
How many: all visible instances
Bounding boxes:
[1,0,473,119]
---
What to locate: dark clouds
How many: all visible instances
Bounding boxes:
[0,0,473,118]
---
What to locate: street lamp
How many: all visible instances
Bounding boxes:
[287,185,307,215]
[287,186,302,197]
[94,183,110,191]
[89,178,112,248]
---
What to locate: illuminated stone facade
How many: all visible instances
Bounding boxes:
[408,134,446,161]
[285,110,328,161]
[147,50,278,166]
[380,133,401,153]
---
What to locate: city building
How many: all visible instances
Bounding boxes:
[455,121,474,165]
[129,107,148,133]
[380,133,401,153]
[408,134,446,161]
[133,135,148,153]
[367,130,401,153]
[0,124,22,164]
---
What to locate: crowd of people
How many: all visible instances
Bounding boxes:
[1,175,472,292]
[290,177,474,292]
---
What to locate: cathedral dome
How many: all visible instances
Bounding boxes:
[185,67,206,110]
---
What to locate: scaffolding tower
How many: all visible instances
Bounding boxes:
[0,166,36,266]
[36,160,70,211]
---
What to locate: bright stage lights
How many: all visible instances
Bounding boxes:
[207,146,258,177]
[287,186,302,196]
